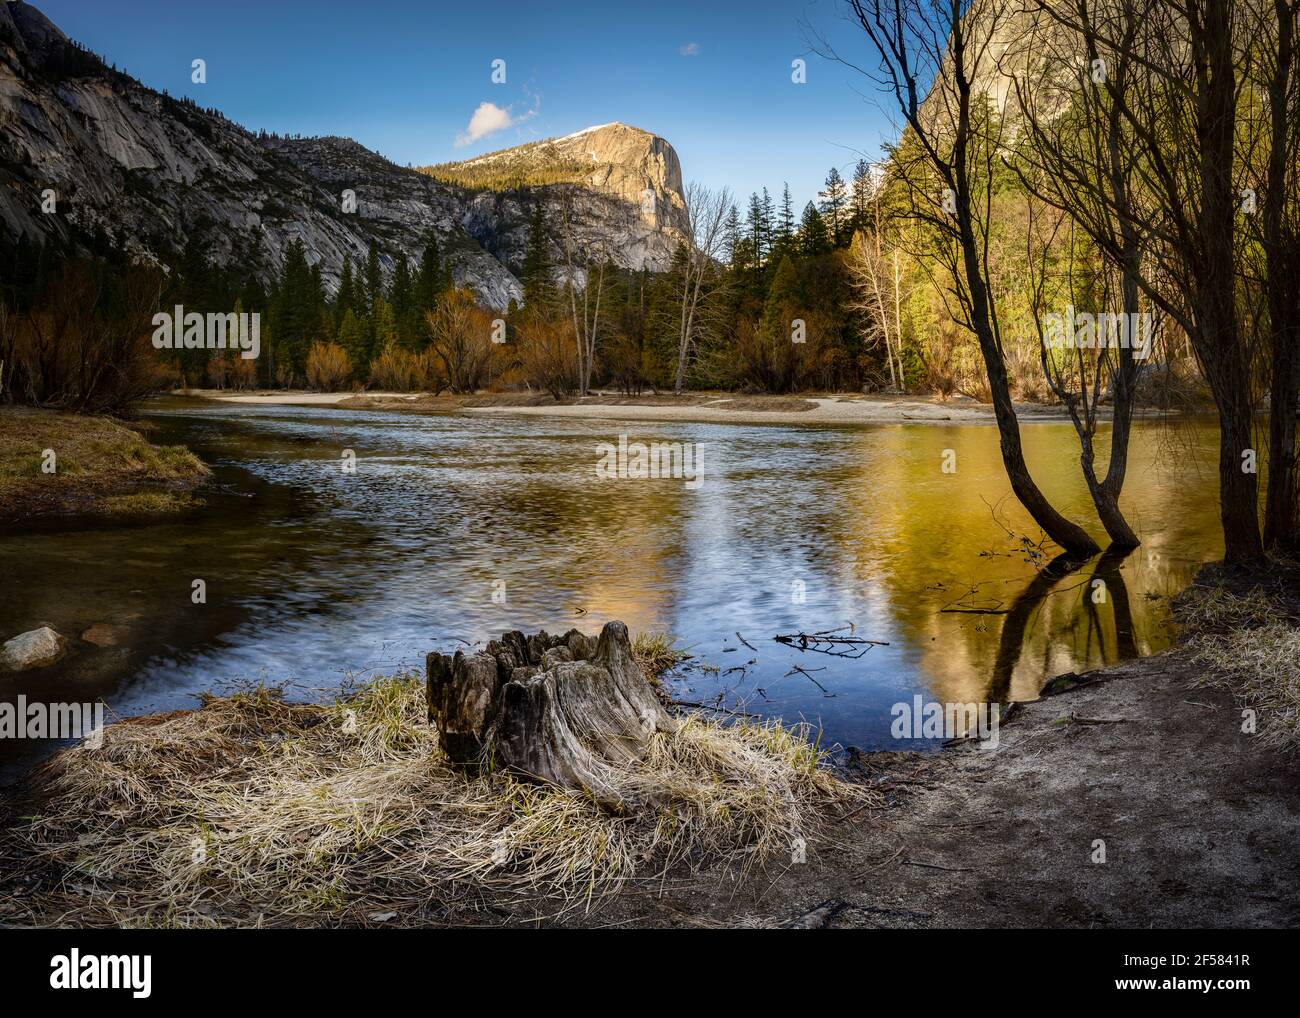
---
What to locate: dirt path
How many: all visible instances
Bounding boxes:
[592,651,1300,928]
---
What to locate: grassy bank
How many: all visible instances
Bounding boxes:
[0,407,208,521]
[1178,565,1300,752]
[0,649,866,928]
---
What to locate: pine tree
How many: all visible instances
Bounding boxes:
[363,239,382,319]
[390,251,422,348]
[724,204,742,268]
[336,257,355,327]
[746,192,766,267]
[372,296,398,359]
[760,187,775,256]
[778,184,795,244]
[274,239,315,375]
[337,308,366,378]
[800,202,831,256]
[413,232,442,312]
[390,251,412,320]
[522,203,553,310]
[310,263,326,326]
[821,167,847,247]
[850,159,872,237]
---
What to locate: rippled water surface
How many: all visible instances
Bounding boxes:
[1,398,1225,777]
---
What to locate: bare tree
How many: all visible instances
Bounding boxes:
[556,188,622,396]
[1023,201,1158,549]
[12,260,164,412]
[848,231,896,389]
[516,313,579,400]
[847,168,907,389]
[828,0,1101,557]
[1241,0,1300,550]
[1025,0,1264,563]
[673,182,732,395]
[1002,5,1149,549]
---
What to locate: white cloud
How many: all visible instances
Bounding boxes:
[679,42,700,56]
[455,101,533,147]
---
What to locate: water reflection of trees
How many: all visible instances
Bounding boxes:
[832,422,1210,705]
[988,546,1138,703]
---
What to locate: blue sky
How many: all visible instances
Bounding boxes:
[34,0,898,211]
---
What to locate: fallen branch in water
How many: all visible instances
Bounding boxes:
[774,626,889,659]
[671,699,762,719]
[786,665,834,697]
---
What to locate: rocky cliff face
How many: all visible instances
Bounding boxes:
[427,123,691,275]
[920,3,1078,135]
[0,2,690,308]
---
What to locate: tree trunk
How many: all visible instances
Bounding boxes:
[892,248,905,389]
[1264,305,1299,551]
[1199,0,1265,565]
[952,34,1099,560]
[1091,269,1141,550]
[958,207,1101,559]
[1216,384,1265,564]
[1262,0,1299,552]
[427,621,675,811]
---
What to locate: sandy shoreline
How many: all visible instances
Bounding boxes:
[180,389,1120,426]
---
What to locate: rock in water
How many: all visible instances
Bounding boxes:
[80,623,130,647]
[0,626,69,671]
[426,621,675,809]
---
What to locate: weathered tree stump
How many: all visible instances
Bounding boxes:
[426,621,675,809]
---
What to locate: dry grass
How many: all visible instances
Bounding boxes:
[1174,583,1290,637]
[632,632,688,682]
[1,672,868,928]
[95,491,203,515]
[1178,579,1300,751]
[1191,624,1300,751]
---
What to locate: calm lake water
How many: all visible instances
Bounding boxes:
[0,398,1225,779]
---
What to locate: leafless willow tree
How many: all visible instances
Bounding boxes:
[1002,4,1149,549]
[425,287,494,393]
[1023,0,1268,564]
[556,188,625,396]
[515,313,579,400]
[1023,202,1161,548]
[9,260,164,412]
[832,0,1102,557]
[673,182,732,394]
[846,170,907,390]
